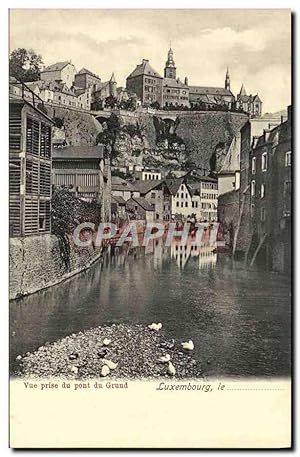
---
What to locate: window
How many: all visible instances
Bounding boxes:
[262,152,268,171]
[261,183,265,199]
[181,202,183,207]
[176,201,179,207]
[285,151,291,167]
[284,180,292,195]
[185,202,188,207]
[181,193,184,198]
[252,157,256,174]
[261,207,266,222]
[251,180,256,196]
[151,192,156,198]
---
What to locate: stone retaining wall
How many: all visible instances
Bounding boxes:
[9,234,102,300]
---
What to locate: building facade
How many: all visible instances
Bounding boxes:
[74,68,102,93]
[135,179,172,221]
[41,61,76,89]
[126,59,163,107]
[162,48,190,108]
[236,84,262,117]
[248,106,291,272]
[9,85,53,237]
[111,176,140,201]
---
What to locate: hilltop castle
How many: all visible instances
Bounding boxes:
[126,48,262,116]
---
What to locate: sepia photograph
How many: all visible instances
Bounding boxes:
[7,6,292,448]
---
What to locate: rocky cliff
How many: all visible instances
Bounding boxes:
[49,106,248,171]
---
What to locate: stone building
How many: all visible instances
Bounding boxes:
[111,176,140,201]
[9,82,53,237]
[74,68,102,93]
[165,177,193,219]
[24,80,91,110]
[41,61,76,89]
[234,116,283,256]
[189,176,218,222]
[236,84,262,117]
[134,169,162,181]
[162,48,189,108]
[189,84,235,109]
[135,179,172,221]
[247,106,291,272]
[189,67,235,108]
[126,197,155,222]
[92,73,118,107]
[126,59,163,107]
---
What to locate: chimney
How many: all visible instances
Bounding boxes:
[142,59,149,64]
[287,105,292,122]
[252,136,259,149]
[264,129,271,142]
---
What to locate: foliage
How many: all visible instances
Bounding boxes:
[53,117,64,128]
[119,97,136,111]
[9,48,43,82]
[96,113,120,159]
[150,101,160,109]
[51,187,101,270]
[105,95,118,109]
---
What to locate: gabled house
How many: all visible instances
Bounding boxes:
[41,61,76,89]
[111,176,140,201]
[134,179,172,221]
[126,59,163,107]
[52,145,111,221]
[236,84,262,117]
[165,177,193,219]
[126,197,154,222]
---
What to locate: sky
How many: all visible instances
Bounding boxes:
[9,9,291,114]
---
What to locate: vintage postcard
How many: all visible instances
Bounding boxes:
[9,8,292,448]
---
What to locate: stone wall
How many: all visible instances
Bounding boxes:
[10,234,102,300]
[218,190,240,248]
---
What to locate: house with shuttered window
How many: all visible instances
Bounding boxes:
[9,82,54,237]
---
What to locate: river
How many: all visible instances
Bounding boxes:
[10,239,291,378]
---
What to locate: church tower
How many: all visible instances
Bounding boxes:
[225,67,230,91]
[164,47,176,79]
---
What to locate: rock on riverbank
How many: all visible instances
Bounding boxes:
[15,324,203,379]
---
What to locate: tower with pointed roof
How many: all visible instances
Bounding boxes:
[225,67,230,91]
[109,72,117,97]
[237,84,262,117]
[164,48,177,79]
[239,84,247,97]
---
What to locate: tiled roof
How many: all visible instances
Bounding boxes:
[127,60,162,79]
[163,78,188,89]
[77,68,100,79]
[165,177,185,195]
[111,176,138,192]
[134,179,164,194]
[52,145,104,160]
[112,195,126,205]
[43,61,73,72]
[127,197,154,212]
[189,86,234,96]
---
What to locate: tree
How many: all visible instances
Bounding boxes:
[96,113,120,159]
[150,101,160,110]
[9,48,43,82]
[104,95,118,109]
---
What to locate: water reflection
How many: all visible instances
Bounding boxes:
[10,239,291,378]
